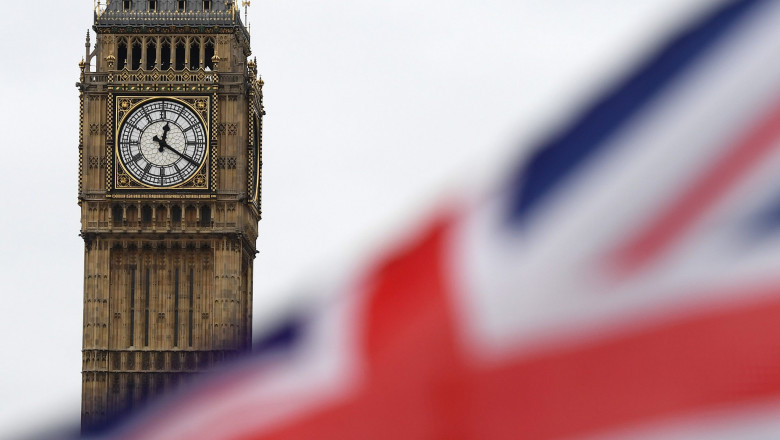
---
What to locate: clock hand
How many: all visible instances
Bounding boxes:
[159,141,199,167]
[153,135,165,152]
[153,125,172,151]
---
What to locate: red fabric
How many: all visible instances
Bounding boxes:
[228,216,780,440]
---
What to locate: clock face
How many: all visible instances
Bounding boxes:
[117,99,208,188]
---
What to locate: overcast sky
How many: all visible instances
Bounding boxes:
[0,0,717,436]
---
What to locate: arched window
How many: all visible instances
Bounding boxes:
[204,39,215,70]
[117,40,128,70]
[146,38,157,70]
[160,39,171,70]
[185,205,197,227]
[148,0,157,11]
[141,205,153,226]
[126,206,138,224]
[171,205,182,225]
[189,38,201,70]
[200,206,211,227]
[123,0,132,11]
[131,39,142,70]
[112,205,123,226]
[156,205,167,224]
[177,0,186,12]
[175,39,186,70]
[203,0,211,11]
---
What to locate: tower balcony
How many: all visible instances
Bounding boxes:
[80,67,247,93]
[81,201,259,241]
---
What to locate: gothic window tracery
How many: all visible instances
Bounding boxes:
[130,38,142,70]
[204,38,215,70]
[145,38,156,70]
[174,38,186,71]
[189,38,201,70]
[117,38,128,70]
[160,38,172,70]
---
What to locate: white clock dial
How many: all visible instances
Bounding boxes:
[117,99,208,187]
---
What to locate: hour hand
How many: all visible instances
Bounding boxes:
[152,135,165,152]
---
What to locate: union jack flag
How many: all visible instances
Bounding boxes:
[87,0,780,438]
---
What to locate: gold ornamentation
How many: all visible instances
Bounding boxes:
[113,96,212,191]
[211,91,219,191]
[106,93,114,191]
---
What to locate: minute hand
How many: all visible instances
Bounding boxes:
[160,141,199,167]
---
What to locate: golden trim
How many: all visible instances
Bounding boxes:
[78,92,85,196]
[107,193,215,199]
[114,96,211,190]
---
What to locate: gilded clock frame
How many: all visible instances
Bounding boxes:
[112,95,212,192]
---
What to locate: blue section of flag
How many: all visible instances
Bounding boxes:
[746,190,780,238]
[252,312,307,354]
[506,0,764,226]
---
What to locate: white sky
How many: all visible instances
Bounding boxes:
[0,0,717,436]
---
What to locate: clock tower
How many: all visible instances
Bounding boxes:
[77,0,263,432]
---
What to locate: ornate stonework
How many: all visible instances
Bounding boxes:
[77,1,263,432]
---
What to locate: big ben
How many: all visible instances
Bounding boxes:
[76,0,262,432]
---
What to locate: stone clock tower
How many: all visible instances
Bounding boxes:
[76,0,263,431]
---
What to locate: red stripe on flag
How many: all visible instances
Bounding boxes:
[610,95,780,276]
[222,217,780,440]
[468,289,780,439]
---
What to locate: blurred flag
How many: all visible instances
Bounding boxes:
[88,0,780,438]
